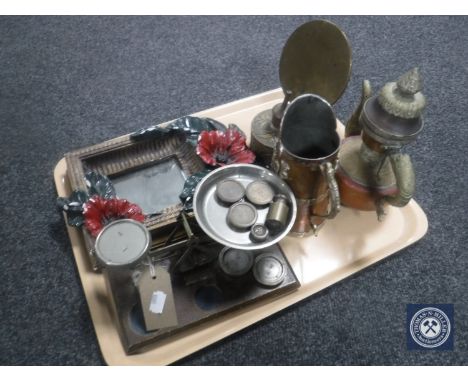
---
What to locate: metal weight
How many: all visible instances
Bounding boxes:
[227,201,258,231]
[245,180,275,206]
[218,247,254,278]
[250,224,269,242]
[253,253,286,287]
[216,178,245,204]
[265,194,290,235]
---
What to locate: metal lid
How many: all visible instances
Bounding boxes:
[216,179,245,204]
[95,219,151,268]
[279,20,352,104]
[245,180,275,206]
[250,224,269,242]
[218,247,254,277]
[361,97,423,145]
[378,67,426,119]
[253,254,286,287]
[227,201,258,230]
[272,193,288,203]
[360,68,425,146]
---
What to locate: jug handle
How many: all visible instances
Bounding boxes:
[313,162,341,219]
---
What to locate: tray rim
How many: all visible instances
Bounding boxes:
[53,88,428,365]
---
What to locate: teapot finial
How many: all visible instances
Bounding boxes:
[378,67,426,119]
[397,67,423,95]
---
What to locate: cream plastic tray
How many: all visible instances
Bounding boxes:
[53,88,428,365]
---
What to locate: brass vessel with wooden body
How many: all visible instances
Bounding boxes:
[337,68,426,219]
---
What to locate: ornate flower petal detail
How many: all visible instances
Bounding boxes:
[179,169,212,210]
[83,196,145,237]
[197,131,220,166]
[85,171,116,199]
[130,116,227,146]
[229,149,256,165]
[196,126,255,167]
[57,189,90,227]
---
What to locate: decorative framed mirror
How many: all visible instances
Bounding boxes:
[65,130,205,268]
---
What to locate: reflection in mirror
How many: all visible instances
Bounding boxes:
[112,158,187,215]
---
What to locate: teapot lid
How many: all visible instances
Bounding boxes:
[378,67,426,119]
[360,68,426,145]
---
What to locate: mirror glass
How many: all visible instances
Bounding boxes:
[112,158,187,215]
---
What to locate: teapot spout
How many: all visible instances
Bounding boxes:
[345,80,372,137]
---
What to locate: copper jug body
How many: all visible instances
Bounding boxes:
[272,94,341,236]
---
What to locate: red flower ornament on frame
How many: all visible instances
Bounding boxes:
[83,196,145,237]
[196,126,255,167]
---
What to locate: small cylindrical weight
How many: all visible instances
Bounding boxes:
[265,194,289,235]
[250,224,269,242]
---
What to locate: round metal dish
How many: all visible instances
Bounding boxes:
[218,247,254,277]
[94,219,151,268]
[193,164,297,250]
[253,253,286,287]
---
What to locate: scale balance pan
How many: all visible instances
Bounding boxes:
[193,164,297,250]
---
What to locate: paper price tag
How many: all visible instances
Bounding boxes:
[149,291,167,314]
[137,266,178,331]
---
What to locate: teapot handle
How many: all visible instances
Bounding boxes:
[384,152,415,207]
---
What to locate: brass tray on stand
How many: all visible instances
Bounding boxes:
[53,88,428,365]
